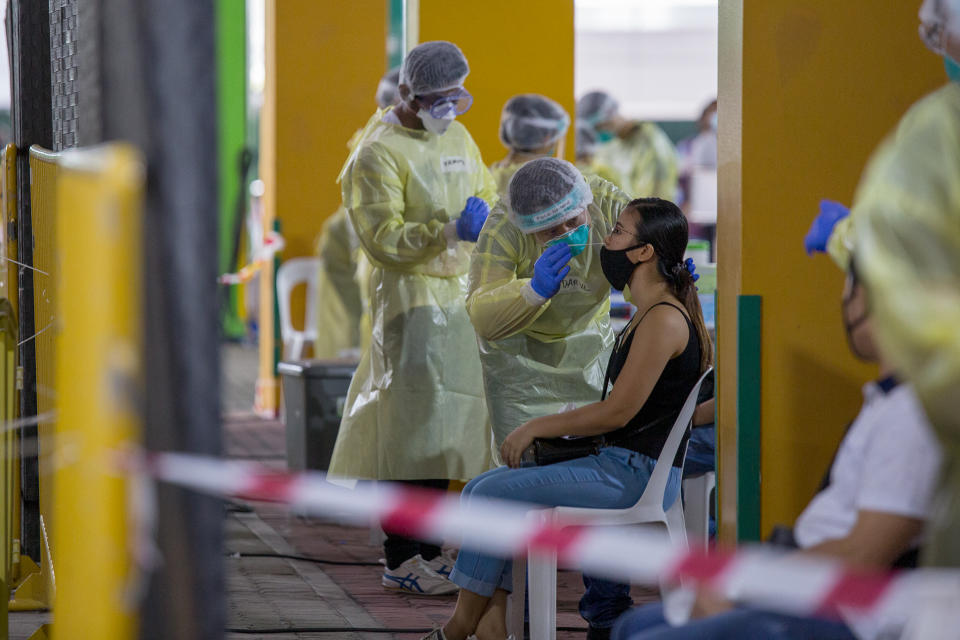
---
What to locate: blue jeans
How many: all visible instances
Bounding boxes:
[683,425,715,477]
[682,425,716,538]
[611,603,857,640]
[448,447,682,629]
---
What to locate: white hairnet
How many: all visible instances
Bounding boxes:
[577,91,619,126]
[399,41,469,96]
[919,0,960,56]
[376,67,401,109]
[576,120,598,157]
[507,158,593,233]
[499,94,570,152]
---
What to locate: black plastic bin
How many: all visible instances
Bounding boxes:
[278,360,357,471]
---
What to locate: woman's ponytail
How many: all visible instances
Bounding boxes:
[672,268,713,374]
[628,197,715,374]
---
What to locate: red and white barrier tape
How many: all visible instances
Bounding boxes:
[141,451,960,630]
[218,231,285,285]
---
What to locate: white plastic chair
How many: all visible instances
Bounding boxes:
[276,257,319,360]
[683,471,715,551]
[514,367,713,640]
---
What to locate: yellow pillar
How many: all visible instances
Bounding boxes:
[717,1,946,540]
[418,0,575,165]
[52,145,144,640]
[257,1,388,414]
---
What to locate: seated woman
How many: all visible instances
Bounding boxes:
[423,197,714,640]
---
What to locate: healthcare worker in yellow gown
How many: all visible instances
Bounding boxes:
[312,210,363,358]
[804,0,960,566]
[467,157,630,448]
[313,68,400,359]
[488,94,570,196]
[577,90,678,199]
[575,118,626,191]
[329,41,498,594]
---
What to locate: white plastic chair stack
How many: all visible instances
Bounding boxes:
[276,257,320,361]
[509,367,712,640]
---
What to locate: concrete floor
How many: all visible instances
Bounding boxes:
[7,611,50,640]
[7,342,659,639]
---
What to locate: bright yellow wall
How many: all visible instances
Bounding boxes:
[266,0,388,258]
[717,0,946,539]
[259,0,387,411]
[418,0,575,167]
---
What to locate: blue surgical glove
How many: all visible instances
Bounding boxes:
[531,243,573,299]
[684,258,700,282]
[804,200,850,255]
[456,196,490,242]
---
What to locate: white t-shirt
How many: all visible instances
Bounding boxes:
[794,380,942,549]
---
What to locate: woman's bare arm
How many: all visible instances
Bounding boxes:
[500,305,690,466]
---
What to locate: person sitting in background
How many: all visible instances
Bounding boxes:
[805,0,960,568]
[489,94,570,196]
[577,90,678,200]
[611,260,943,640]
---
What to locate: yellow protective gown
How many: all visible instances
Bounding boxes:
[329,111,498,481]
[596,121,678,199]
[467,176,631,446]
[844,82,960,565]
[576,158,626,193]
[313,207,364,359]
[489,160,525,198]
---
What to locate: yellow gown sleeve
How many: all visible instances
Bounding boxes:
[624,123,678,199]
[318,208,363,323]
[466,210,550,341]
[826,214,855,270]
[587,175,631,227]
[343,141,451,269]
[577,160,626,195]
[853,84,960,444]
[471,140,499,206]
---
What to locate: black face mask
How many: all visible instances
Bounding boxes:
[841,292,872,361]
[600,245,643,291]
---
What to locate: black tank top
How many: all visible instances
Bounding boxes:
[603,301,702,466]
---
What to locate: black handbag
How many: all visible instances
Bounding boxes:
[519,312,678,467]
[520,434,602,467]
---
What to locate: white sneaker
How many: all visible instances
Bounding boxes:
[382,554,458,595]
[423,548,457,581]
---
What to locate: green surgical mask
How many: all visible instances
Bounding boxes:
[947,55,960,83]
[546,223,591,257]
[596,129,615,144]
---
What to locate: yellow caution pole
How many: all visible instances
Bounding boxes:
[51,145,144,640]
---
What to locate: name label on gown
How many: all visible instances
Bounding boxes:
[556,276,591,294]
[440,156,469,173]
